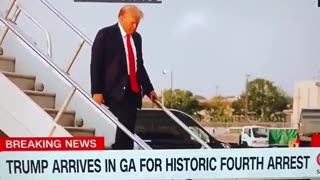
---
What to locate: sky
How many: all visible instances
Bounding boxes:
[2,0,320,98]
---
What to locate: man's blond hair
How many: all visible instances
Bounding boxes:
[118,5,144,19]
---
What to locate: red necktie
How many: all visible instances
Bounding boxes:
[126,35,139,93]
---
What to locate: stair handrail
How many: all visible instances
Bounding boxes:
[15,3,52,57]
[40,0,93,46]
[0,15,151,150]
[153,100,212,149]
[0,1,52,57]
[39,0,93,74]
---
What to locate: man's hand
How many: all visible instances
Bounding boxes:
[93,94,104,105]
[149,91,158,102]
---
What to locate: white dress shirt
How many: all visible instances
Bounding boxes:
[118,23,137,75]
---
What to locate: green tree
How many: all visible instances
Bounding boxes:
[232,78,289,121]
[202,96,234,122]
[162,89,201,115]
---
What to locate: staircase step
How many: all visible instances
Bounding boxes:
[44,108,76,127]
[0,56,15,72]
[23,90,56,109]
[65,127,95,137]
[2,71,36,90]
[0,130,9,138]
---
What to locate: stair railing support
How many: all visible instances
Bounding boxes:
[0,0,19,46]
[48,86,76,137]
[65,39,85,74]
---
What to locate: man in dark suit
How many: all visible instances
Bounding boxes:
[90,5,158,150]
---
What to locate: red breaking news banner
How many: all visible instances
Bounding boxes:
[311,134,320,147]
[0,137,105,151]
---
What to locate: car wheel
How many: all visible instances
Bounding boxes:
[241,142,248,148]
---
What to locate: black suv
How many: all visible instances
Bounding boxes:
[135,108,231,149]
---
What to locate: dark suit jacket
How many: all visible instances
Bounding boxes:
[90,23,154,108]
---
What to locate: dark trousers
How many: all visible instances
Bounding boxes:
[109,89,139,150]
